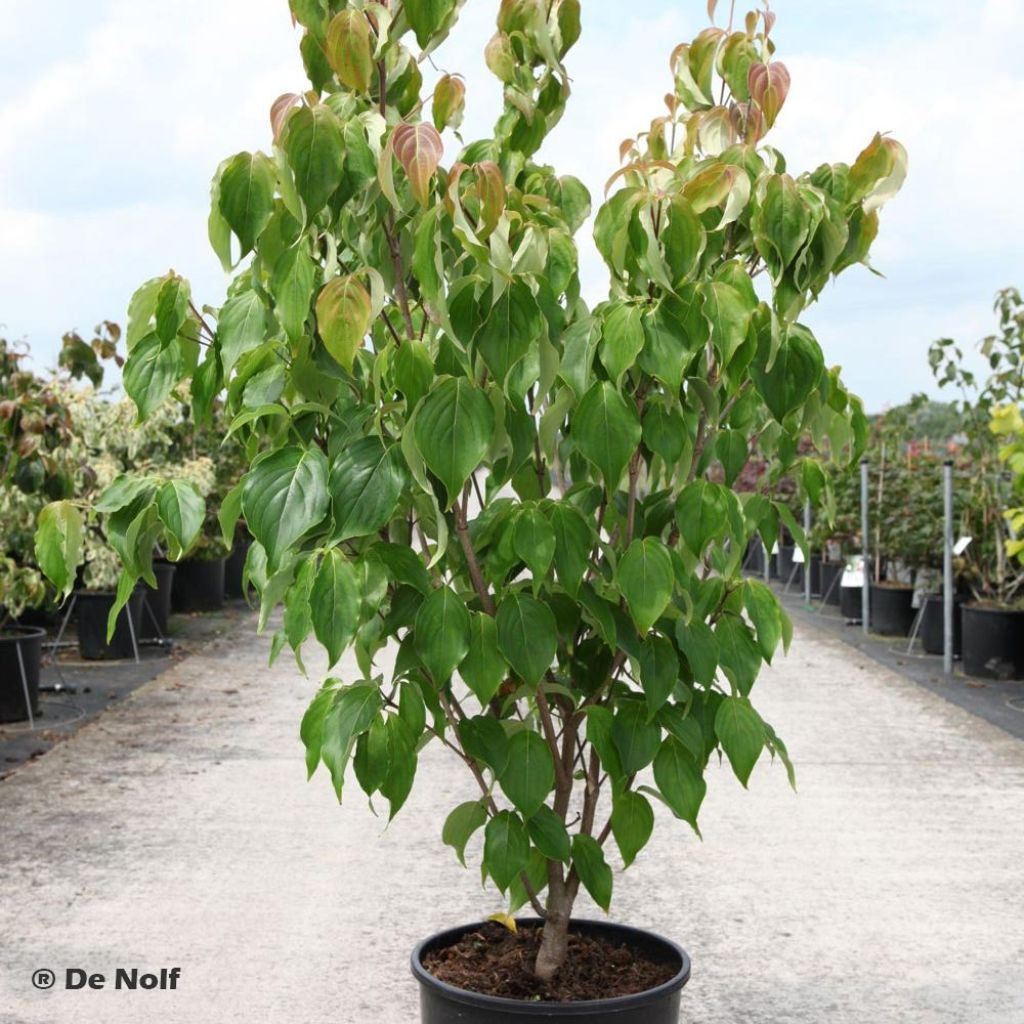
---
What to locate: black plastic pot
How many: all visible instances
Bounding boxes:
[819,560,845,607]
[961,604,1024,679]
[743,538,763,574]
[807,555,821,596]
[0,626,45,723]
[869,584,916,637]
[224,539,252,599]
[412,919,690,1024]
[76,589,144,660]
[840,582,863,621]
[920,594,963,657]
[777,544,796,582]
[140,561,176,640]
[172,557,226,613]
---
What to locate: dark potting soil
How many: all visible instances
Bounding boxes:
[422,921,677,1002]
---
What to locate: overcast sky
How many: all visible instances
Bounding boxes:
[2,0,1021,412]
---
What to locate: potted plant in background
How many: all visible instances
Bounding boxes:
[35,387,210,658]
[931,288,1024,678]
[1,330,116,715]
[37,0,904,1016]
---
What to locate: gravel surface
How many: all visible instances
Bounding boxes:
[1,615,1022,1023]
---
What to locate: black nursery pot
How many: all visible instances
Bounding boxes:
[223,539,252,599]
[77,589,144,660]
[412,919,690,1024]
[840,581,863,621]
[172,557,226,613]
[140,561,176,640]
[869,583,916,637]
[961,604,1024,680]
[777,543,796,581]
[819,560,845,607]
[920,594,963,657]
[0,626,45,723]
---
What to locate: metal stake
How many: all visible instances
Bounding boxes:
[943,460,954,674]
[803,499,812,605]
[860,457,870,636]
[15,640,34,730]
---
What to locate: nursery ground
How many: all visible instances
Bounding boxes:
[0,603,252,779]
[1,615,1022,1024]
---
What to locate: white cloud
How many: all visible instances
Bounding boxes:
[1,0,1020,409]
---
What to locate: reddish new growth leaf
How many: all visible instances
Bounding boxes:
[748,61,790,128]
[392,123,445,207]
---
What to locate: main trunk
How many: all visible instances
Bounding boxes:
[534,875,575,982]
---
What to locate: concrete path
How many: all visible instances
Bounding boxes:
[1,616,1022,1024]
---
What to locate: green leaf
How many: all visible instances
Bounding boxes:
[512,505,556,585]
[414,377,494,508]
[458,715,509,774]
[714,696,764,787]
[571,834,612,911]
[714,614,762,696]
[703,281,750,367]
[414,586,471,682]
[495,592,557,686]
[328,436,408,542]
[743,579,783,662]
[325,10,373,92]
[598,302,644,385]
[316,274,372,371]
[155,275,189,346]
[218,151,276,256]
[321,683,382,800]
[241,446,330,569]
[459,613,507,706]
[283,104,345,218]
[218,481,244,548]
[123,333,178,419]
[612,700,661,774]
[572,381,641,492]
[638,633,679,720]
[271,246,316,344]
[616,538,674,634]
[526,806,571,864]
[474,282,542,387]
[310,549,360,668]
[547,503,592,596]
[217,290,267,376]
[34,501,83,601]
[653,737,706,830]
[443,800,488,867]
[662,195,706,285]
[610,790,654,868]
[674,618,719,686]
[675,480,729,557]
[715,429,748,485]
[300,681,336,779]
[156,481,205,560]
[394,339,434,411]
[499,731,556,818]
[751,324,824,423]
[406,0,456,48]
[484,810,530,893]
[584,705,624,780]
[380,715,417,820]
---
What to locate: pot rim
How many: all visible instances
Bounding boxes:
[961,602,1024,615]
[410,917,691,1016]
[0,624,47,644]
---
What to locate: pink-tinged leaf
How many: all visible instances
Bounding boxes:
[391,123,445,207]
[474,161,506,238]
[744,11,758,35]
[432,73,466,131]
[849,134,908,214]
[270,93,302,144]
[748,61,790,128]
[315,275,372,371]
[682,162,736,212]
[763,9,777,35]
[707,0,719,21]
[325,10,373,94]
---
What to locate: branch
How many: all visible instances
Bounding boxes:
[455,479,496,615]
[536,683,570,791]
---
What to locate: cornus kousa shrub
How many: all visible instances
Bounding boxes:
[36,0,905,979]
